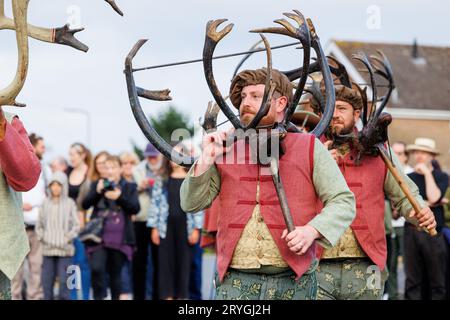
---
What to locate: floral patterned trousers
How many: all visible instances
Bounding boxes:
[316,258,388,300]
[0,271,11,300]
[214,267,317,300]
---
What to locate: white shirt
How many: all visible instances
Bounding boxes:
[22,164,50,226]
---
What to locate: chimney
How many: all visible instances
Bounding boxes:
[412,38,419,58]
[412,38,426,65]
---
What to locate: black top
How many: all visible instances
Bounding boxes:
[167,178,185,219]
[67,166,84,201]
[408,170,449,232]
[68,183,81,201]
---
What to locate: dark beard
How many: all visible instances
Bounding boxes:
[331,122,355,136]
[239,114,276,128]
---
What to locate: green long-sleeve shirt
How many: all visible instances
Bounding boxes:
[180,138,356,249]
[382,149,426,222]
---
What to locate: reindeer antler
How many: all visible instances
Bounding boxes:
[327,55,352,88]
[104,0,123,16]
[201,101,221,132]
[370,50,395,119]
[0,0,124,52]
[124,40,196,167]
[240,34,277,130]
[202,19,241,129]
[329,51,395,162]
[203,20,277,130]
[251,10,312,129]
[0,0,88,52]
[0,0,29,107]
[352,51,378,121]
[250,12,335,138]
[232,39,263,79]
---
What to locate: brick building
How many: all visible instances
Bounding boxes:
[325,40,450,171]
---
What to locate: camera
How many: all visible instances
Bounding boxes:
[102,179,116,192]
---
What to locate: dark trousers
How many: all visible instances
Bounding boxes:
[148,242,158,299]
[89,247,126,300]
[446,240,450,300]
[385,233,397,299]
[157,218,190,299]
[42,256,73,300]
[404,224,447,300]
[132,222,153,300]
[385,227,404,300]
[189,242,203,300]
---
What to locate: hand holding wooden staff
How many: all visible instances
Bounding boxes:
[377,144,437,236]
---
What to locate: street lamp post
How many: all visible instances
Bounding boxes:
[63,108,92,148]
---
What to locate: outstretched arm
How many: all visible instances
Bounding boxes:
[0,113,40,192]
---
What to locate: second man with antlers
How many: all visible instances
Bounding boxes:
[180,68,356,300]
[310,76,436,300]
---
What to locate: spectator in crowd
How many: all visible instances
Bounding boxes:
[443,185,450,299]
[50,156,69,174]
[67,143,92,300]
[89,151,110,183]
[405,138,449,300]
[118,151,140,300]
[12,133,49,300]
[120,152,140,183]
[36,172,80,300]
[148,144,203,300]
[82,155,140,300]
[132,143,163,300]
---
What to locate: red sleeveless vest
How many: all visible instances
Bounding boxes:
[317,137,388,270]
[215,133,321,282]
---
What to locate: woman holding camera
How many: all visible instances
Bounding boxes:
[82,155,140,300]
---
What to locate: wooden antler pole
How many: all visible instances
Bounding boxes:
[377,144,437,236]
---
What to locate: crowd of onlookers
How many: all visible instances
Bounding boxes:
[13,134,204,300]
[384,139,450,300]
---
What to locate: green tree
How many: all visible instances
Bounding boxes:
[130,138,144,160]
[149,105,194,142]
[131,105,194,156]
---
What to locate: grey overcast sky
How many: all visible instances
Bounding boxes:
[1,0,449,162]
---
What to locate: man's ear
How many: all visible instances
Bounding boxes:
[353,108,361,122]
[276,96,288,113]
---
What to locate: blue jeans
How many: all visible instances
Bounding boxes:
[70,238,91,300]
[42,256,73,300]
[121,260,133,294]
[189,242,203,300]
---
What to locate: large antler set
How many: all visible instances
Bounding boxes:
[124,10,336,166]
[324,53,436,236]
[353,51,395,157]
[327,50,395,163]
[0,0,123,108]
[124,10,336,233]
